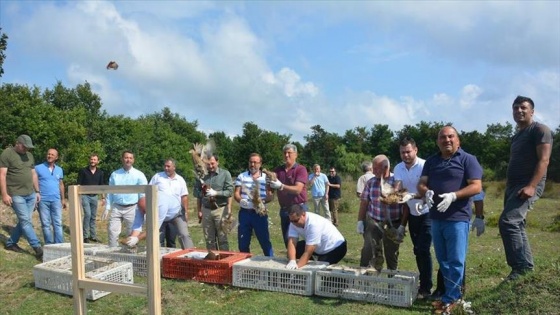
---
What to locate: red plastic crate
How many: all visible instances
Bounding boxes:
[162,249,252,285]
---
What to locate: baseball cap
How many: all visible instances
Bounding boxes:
[17,135,35,149]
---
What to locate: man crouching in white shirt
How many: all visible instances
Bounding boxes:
[285,204,347,269]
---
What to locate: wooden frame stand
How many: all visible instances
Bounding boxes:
[68,184,161,314]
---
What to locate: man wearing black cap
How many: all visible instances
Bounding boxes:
[0,135,43,259]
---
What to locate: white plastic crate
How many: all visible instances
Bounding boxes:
[232,256,329,296]
[43,243,113,262]
[96,246,181,277]
[314,267,418,307]
[33,256,134,300]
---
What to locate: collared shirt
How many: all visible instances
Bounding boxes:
[394,158,427,215]
[149,171,188,203]
[106,167,148,210]
[274,163,308,208]
[356,171,375,196]
[288,212,345,255]
[361,174,401,221]
[422,148,483,221]
[327,174,342,199]
[35,162,64,202]
[77,167,105,196]
[132,191,181,232]
[235,170,268,209]
[194,167,233,208]
[308,172,329,197]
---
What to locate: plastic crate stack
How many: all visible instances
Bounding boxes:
[232,256,329,296]
[162,249,252,285]
[314,266,418,307]
[96,246,181,277]
[33,256,134,300]
[42,243,114,262]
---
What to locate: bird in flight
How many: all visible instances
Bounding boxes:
[106,61,119,70]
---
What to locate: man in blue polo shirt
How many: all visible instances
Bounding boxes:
[419,126,482,314]
[102,150,147,247]
[36,148,65,244]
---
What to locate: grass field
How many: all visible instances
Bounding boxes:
[0,180,559,315]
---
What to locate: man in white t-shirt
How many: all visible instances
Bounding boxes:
[149,158,192,248]
[394,137,433,299]
[285,204,347,269]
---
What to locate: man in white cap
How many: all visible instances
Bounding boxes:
[0,135,43,259]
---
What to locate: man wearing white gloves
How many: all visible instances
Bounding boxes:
[394,137,434,300]
[194,154,233,250]
[269,144,308,247]
[356,155,404,272]
[234,153,274,256]
[103,151,148,247]
[418,126,482,314]
[285,204,346,269]
[125,189,194,249]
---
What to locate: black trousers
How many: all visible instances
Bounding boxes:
[295,240,347,265]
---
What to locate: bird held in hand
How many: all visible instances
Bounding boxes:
[189,140,215,181]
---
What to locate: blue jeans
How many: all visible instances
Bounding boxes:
[6,194,41,248]
[238,208,273,256]
[499,180,544,272]
[81,195,99,239]
[408,213,433,293]
[431,219,469,304]
[38,200,64,244]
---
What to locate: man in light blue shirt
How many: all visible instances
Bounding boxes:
[36,148,65,244]
[307,164,331,221]
[102,151,147,247]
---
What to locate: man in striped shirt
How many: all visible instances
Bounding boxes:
[234,153,274,256]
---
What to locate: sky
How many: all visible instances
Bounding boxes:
[1,1,559,142]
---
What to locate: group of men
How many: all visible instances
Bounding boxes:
[1,96,552,313]
[353,95,552,314]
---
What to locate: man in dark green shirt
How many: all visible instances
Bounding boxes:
[195,155,233,250]
[0,135,43,259]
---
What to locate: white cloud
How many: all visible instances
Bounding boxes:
[460,84,483,109]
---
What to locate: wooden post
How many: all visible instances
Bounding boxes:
[68,185,160,314]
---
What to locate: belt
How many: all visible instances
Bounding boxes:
[116,203,137,207]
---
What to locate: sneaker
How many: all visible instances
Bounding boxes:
[434,302,456,315]
[417,290,431,300]
[89,237,102,243]
[5,244,25,253]
[33,246,43,260]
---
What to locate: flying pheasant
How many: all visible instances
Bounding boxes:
[189,140,215,182]
[106,61,119,70]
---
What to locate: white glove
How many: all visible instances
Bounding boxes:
[398,193,415,204]
[286,260,298,270]
[471,217,485,236]
[396,225,406,241]
[425,190,435,209]
[269,179,283,190]
[356,221,364,234]
[437,192,457,212]
[101,209,110,221]
[240,199,249,208]
[126,236,139,247]
[206,188,218,197]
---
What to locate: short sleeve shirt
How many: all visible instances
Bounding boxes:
[287,212,345,254]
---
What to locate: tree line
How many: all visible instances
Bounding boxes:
[1,81,558,186]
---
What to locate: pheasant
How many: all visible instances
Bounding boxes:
[106,61,119,70]
[189,140,215,182]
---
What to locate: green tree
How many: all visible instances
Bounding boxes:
[548,125,560,182]
[0,28,7,77]
[302,125,343,170]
